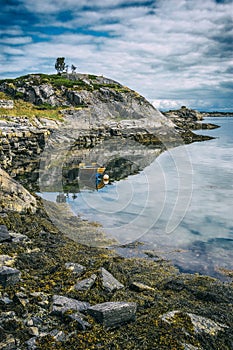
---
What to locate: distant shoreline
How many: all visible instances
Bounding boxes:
[200,112,233,117]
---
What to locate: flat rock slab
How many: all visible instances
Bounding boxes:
[51,295,90,315]
[74,274,97,291]
[100,267,124,293]
[0,225,11,242]
[65,262,86,276]
[87,301,137,327]
[0,266,21,287]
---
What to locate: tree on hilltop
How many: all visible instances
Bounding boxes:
[71,64,77,73]
[55,57,66,74]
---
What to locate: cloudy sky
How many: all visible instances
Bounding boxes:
[0,0,232,111]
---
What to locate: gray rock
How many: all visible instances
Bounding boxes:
[74,274,97,291]
[65,262,86,276]
[49,329,66,342]
[9,232,29,243]
[87,301,137,327]
[161,310,228,336]
[187,312,228,335]
[0,255,15,267]
[0,295,13,305]
[0,266,21,287]
[25,337,37,350]
[100,267,124,293]
[51,295,90,315]
[0,225,11,242]
[182,344,202,350]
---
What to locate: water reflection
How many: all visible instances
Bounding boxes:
[56,163,109,203]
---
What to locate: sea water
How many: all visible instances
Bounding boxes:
[40,117,233,278]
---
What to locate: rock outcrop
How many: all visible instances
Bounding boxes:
[0,168,37,213]
[162,106,219,130]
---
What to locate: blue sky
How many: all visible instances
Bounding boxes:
[0,0,232,111]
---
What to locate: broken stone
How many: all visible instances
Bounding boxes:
[74,274,97,291]
[0,295,13,305]
[49,329,66,342]
[0,225,11,242]
[100,267,124,293]
[0,266,21,287]
[25,336,37,350]
[9,232,29,243]
[130,281,155,292]
[28,327,39,336]
[14,292,29,307]
[65,262,86,276]
[87,301,137,327]
[51,295,90,315]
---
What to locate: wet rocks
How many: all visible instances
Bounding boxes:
[74,274,97,291]
[0,266,21,287]
[65,262,86,276]
[87,301,137,327]
[51,295,90,315]
[100,267,124,293]
[0,225,11,242]
[161,310,229,336]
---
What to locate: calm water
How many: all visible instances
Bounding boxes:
[40,117,233,279]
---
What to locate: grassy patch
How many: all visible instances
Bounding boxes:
[0,98,64,121]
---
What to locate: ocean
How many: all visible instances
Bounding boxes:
[39,117,233,279]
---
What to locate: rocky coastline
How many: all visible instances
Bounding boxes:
[0,73,232,349]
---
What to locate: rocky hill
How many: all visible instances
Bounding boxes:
[0,73,215,184]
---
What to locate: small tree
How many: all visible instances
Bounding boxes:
[71,64,77,73]
[55,57,66,74]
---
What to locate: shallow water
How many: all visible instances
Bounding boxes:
[39,117,233,279]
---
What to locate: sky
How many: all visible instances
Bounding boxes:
[0,0,232,111]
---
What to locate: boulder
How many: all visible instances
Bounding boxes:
[0,266,21,287]
[87,301,137,327]
[100,267,124,293]
[64,262,86,276]
[0,225,11,242]
[74,274,97,291]
[51,295,90,315]
[0,168,37,213]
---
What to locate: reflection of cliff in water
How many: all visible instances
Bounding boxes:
[39,137,163,194]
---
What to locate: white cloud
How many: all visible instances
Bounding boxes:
[1,0,232,110]
[152,100,188,110]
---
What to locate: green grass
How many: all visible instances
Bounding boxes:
[0,94,64,121]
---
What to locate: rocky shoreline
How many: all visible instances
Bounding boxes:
[0,73,232,349]
[0,197,233,350]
